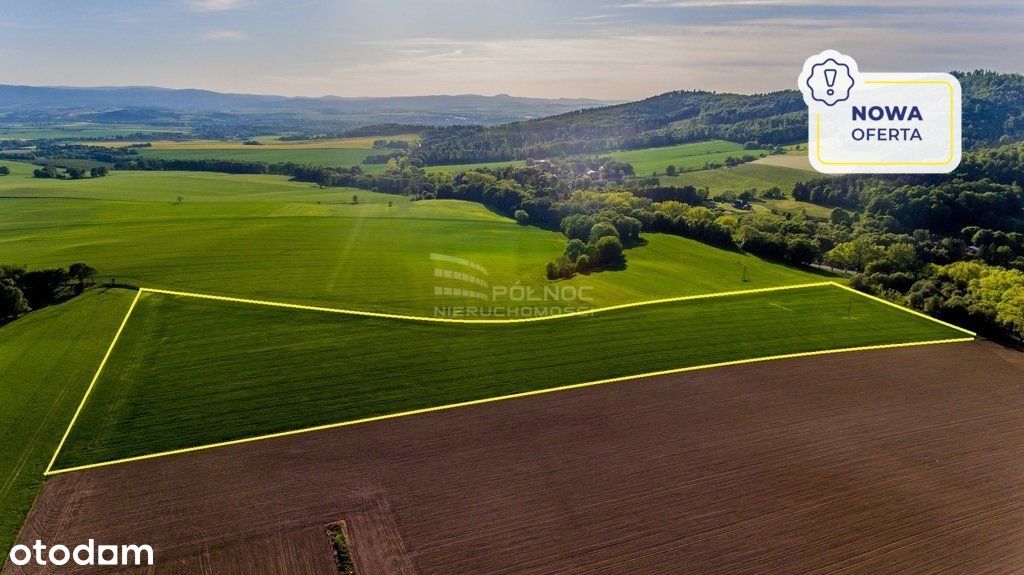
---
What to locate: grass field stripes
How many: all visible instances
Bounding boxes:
[46,331,974,474]
[43,290,143,475]
[43,282,974,476]
[141,282,837,324]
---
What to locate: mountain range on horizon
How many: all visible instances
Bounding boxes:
[1,70,1021,151]
[0,84,617,128]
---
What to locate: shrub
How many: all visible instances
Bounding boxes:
[588,221,619,244]
[594,236,624,264]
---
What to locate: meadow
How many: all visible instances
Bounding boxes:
[661,162,814,194]
[0,161,828,315]
[421,141,764,176]
[128,139,765,178]
[126,134,422,174]
[53,284,964,470]
[606,140,757,175]
[146,134,419,149]
[0,289,136,556]
[139,147,383,170]
[0,122,188,140]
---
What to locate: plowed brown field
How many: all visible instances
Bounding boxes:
[9,341,1024,574]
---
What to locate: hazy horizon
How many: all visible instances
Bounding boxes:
[2,0,1022,100]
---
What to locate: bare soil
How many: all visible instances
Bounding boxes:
[9,341,1024,574]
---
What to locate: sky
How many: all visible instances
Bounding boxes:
[1,0,1022,100]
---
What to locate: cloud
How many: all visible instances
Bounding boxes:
[617,0,1017,7]
[187,0,250,12]
[202,29,246,40]
[619,0,820,6]
[339,16,1020,99]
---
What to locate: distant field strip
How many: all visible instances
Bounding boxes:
[47,283,972,474]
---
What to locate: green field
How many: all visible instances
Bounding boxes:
[424,159,526,173]
[0,161,829,315]
[53,284,963,470]
[0,289,137,556]
[129,134,424,174]
[661,162,814,193]
[139,147,382,169]
[0,156,955,554]
[607,140,758,175]
[128,139,763,178]
[421,141,762,176]
[0,123,188,140]
[760,198,834,219]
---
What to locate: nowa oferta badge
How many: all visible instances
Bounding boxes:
[798,50,962,174]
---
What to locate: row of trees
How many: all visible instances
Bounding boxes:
[0,263,96,321]
[32,166,108,179]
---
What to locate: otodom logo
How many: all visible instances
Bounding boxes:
[8,539,154,568]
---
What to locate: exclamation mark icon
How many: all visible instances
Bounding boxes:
[824,69,837,96]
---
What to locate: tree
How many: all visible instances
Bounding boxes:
[564,239,587,262]
[0,279,29,319]
[560,214,595,242]
[176,196,184,204]
[830,208,853,226]
[90,166,109,178]
[0,166,10,176]
[665,165,677,176]
[996,284,1024,337]
[612,216,642,243]
[785,237,819,264]
[352,194,359,204]
[514,209,529,225]
[881,243,919,272]
[68,263,97,293]
[826,236,884,272]
[594,236,624,264]
[588,221,619,244]
[33,166,60,179]
[18,268,68,309]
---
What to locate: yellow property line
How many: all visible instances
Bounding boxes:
[140,282,836,324]
[42,281,975,476]
[43,290,143,476]
[816,80,956,166]
[829,281,976,337]
[45,336,975,476]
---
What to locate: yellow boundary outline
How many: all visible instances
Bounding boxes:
[142,281,835,324]
[815,80,956,166]
[42,281,975,476]
[43,290,143,475]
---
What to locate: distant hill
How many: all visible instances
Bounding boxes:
[414,71,1024,165]
[0,85,614,127]
[414,90,805,164]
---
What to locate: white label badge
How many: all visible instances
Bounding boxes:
[798,50,961,174]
